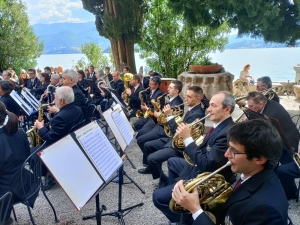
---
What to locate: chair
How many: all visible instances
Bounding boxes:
[69,119,86,133]
[0,192,13,224]
[86,104,97,123]
[12,143,58,225]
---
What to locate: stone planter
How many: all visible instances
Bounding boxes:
[189,65,223,74]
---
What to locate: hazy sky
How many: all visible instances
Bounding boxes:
[22,0,95,24]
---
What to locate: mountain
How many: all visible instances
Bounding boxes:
[32,23,298,54]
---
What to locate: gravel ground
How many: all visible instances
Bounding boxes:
[10,95,300,225]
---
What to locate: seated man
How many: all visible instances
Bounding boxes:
[139,86,206,188]
[133,76,165,131]
[153,91,235,224]
[110,71,125,96]
[172,119,288,225]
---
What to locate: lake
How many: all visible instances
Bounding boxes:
[36,48,300,82]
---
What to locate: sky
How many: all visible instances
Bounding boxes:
[22,0,95,24]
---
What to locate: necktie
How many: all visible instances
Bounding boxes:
[150,91,153,98]
[233,179,242,191]
[132,88,135,94]
[205,127,214,139]
[184,110,190,118]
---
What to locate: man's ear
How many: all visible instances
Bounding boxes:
[254,156,267,166]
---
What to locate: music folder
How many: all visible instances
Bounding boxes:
[37,121,123,210]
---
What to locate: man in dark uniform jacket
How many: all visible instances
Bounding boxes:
[139,86,206,188]
[136,80,184,167]
[110,71,125,96]
[172,119,288,225]
[88,65,97,82]
[153,91,235,224]
[26,68,40,90]
[122,74,144,119]
[133,76,165,131]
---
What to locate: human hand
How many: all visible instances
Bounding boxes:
[34,120,44,129]
[172,180,201,214]
[141,104,148,111]
[176,123,191,140]
[154,110,161,118]
[163,104,172,116]
[125,88,131,95]
[48,105,59,114]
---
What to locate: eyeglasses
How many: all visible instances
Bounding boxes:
[28,73,35,75]
[228,146,246,158]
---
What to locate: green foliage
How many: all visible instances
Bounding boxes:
[75,42,111,69]
[138,0,229,78]
[0,0,44,72]
[196,56,218,66]
[168,0,300,46]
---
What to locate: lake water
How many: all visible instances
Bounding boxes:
[36,48,300,82]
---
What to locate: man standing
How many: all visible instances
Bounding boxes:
[152,91,235,224]
[26,68,40,90]
[172,119,288,225]
[88,65,97,81]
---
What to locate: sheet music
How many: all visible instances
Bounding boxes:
[75,122,122,181]
[38,135,104,210]
[112,104,134,136]
[10,90,33,115]
[111,110,133,145]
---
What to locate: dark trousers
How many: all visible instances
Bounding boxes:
[168,157,186,184]
[136,119,155,137]
[277,161,300,200]
[133,117,148,131]
[147,147,182,180]
[153,183,192,223]
[137,131,160,164]
[143,139,169,165]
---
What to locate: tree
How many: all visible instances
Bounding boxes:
[82,0,147,74]
[168,0,300,46]
[0,0,43,72]
[75,42,111,69]
[138,0,230,78]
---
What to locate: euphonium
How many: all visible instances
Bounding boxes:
[169,161,233,222]
[120,73,134,105]
[26,103,54,147]
[172,114,210,151]
[136,87,150,118]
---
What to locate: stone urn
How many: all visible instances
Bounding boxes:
[189,64,223,74]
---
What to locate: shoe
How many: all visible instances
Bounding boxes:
[154,180,168,190]
[138,167,151,174]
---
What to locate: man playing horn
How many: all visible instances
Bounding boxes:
[172,119,288,225]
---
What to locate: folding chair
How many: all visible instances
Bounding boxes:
[12,143,58,225]
[86,104,97,123]
[0,192,13,224]
[69,119,86,133]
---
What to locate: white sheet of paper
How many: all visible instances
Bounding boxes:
[111,110,133,145]
[39,135,104,210]
[75,122,122,181]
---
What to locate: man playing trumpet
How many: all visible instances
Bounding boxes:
[172,119,288,225]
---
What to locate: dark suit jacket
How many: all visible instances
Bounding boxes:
[110,79,125,96]
[129,84,144,109]
[26,77,40,90]
[0,128,38,208]
[88,72,97,82]
[179,117,234,181]
[72,85,86,108]
[261,100,300,150]
[142,77,150,89]
[38,103,84,146]
[0,95,21,116]
[271,92,280,103]
[77,79,89,98]
[194,169,288,225]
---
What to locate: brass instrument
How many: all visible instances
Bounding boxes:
[136,87,150,118]
[293,153,300,169]
[26,103,54,147]
[235,86,283,103]
[172,114,210,151]
[120,73,134,105]
[169,161,232,222]
[144,93,168,123]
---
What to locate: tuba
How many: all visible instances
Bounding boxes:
[169,161,233,223]
[26,103,54,147]
[136,87,150,118]
[120,73,134,105]
[172,114,210,151]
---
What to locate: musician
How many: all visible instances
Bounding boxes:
[0,102,38,224]
[30,73,50,99]
[153,91,235,224]
[40,74,60,104]
[139,86,205,188]
[136,80,183,160]
[105,66,113,82]
[26,68,40,90]
[110,71,125,96]
[123,74,144,118]
[133,76,165,131]
[0,81,21,116]
[48,69,86,114]
[138,73,150,89]
[77,70,89,98]
[172,119,288,225]
[245,92,300,163]
[88,65,97,81]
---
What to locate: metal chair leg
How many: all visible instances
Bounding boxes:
[41,188,59,222]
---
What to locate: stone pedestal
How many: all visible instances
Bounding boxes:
[294,64,300,84]
[177,72,234,99]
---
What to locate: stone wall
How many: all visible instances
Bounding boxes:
[177,72,234,99]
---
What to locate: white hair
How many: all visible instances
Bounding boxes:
[55,86,74,104]
[51,74,60,80]
[95,68,104,77]
[63,69,78,83]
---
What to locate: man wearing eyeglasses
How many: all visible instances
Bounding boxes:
[172,119,288,225]
[152,91,235,224]
[26,68,40,90]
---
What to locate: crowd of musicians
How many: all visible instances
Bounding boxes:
[0,65,300,224]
